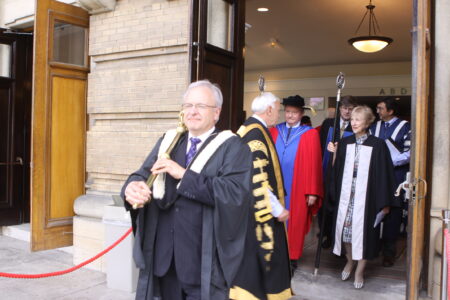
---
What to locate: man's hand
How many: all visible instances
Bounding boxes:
[382,206,390,215]
[151,157,186,179]
[277,209,289,222]
[307,195,318,206]
[125,181,152,208]
[327,142,338,153]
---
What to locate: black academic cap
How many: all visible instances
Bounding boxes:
[282,95,305,108]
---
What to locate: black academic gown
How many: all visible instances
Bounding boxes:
[318,118,354,237]
[121,130,252,300]
[230,117,292,300]
[331,134,398,260]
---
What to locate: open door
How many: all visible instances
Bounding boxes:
[0,30,33,226]
[190,0,245,131]
[407,0,432,298]
[31,0,89,251]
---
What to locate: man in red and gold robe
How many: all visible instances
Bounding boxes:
[270,95,323,269]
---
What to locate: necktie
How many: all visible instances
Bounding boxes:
[186,137,201,166]
[340,121,347,138]
[286,127,292,141]
[384,122,390,138]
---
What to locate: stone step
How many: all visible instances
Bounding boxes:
[0,223,73,254]
[291,268,406,300]
[1,223,30,242]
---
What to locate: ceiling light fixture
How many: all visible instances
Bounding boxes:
[348,0,393,53]
[257,7,269,12]
[269,38,278,48]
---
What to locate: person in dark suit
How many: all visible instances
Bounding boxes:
[121,80,252,300]
[318,96,356,248]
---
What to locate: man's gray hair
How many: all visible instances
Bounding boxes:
[251,92,279,114]
[183,80,223,107]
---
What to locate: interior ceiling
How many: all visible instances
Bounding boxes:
[244,0,412,71]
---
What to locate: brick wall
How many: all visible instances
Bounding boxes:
[86,0,190,194]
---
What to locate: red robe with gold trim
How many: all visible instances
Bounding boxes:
[270,124,323,260]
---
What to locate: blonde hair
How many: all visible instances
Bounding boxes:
[352,105,375,125]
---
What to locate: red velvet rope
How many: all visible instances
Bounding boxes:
[0,227,133,279]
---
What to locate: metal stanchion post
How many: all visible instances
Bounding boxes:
[441,210,450,300]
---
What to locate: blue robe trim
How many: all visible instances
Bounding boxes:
[322,127,353,180]
[274,123,311,210]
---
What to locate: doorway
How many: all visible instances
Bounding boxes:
[0,29,33,226]
[241,0,430,299]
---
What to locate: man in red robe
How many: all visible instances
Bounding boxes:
[270,95,323,269]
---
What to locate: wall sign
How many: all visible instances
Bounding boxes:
[379,88,409,95]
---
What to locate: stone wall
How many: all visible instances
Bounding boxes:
[74,0,190,271]
[428,0,450,298]
[86,0,189,193]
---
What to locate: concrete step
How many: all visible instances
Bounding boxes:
[1,223,30,242]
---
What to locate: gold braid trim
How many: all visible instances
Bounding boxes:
[267,288,293,300]
[229,286,292,300]
[229,286,259,300]
[237,124,285,206]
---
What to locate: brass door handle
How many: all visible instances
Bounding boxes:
[0,157,23,166]
[417,177,427,199]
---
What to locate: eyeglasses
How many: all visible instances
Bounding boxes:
[181,103,217,110]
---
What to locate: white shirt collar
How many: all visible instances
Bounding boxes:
[187,126,215,153]
[386,117,398,126]
[286,121,300,128]
[340,117,349,127]
[252,114,268,128]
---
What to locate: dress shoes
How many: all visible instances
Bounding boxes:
[354,280,364,289]
[341,270,351,281]
[382,256,395,267]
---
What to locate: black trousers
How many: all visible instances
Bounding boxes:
[158,262,201,300]
[382,207,403,258]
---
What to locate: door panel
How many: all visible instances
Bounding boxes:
[0,31,32,226]
[31,0,88,251]
[202,50,233,130]
[407,0,431,298]
[190,0,245,131]
[49,76,86,221]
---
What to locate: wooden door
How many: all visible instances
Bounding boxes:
[0,31,33,226]
[190,0,245,131]
[31,0,89,251]
[407,0,432,298]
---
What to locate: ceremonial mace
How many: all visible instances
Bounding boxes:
[313,72,345,276]
[132,111,187,209]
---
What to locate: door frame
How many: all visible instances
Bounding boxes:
[407,0,432,298]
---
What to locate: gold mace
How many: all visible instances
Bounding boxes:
[132,111,187,209]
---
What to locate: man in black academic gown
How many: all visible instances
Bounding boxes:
[318,96,356,248]
[121,80,252,300]
[370,97,411,267]
[230,92,292,300]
